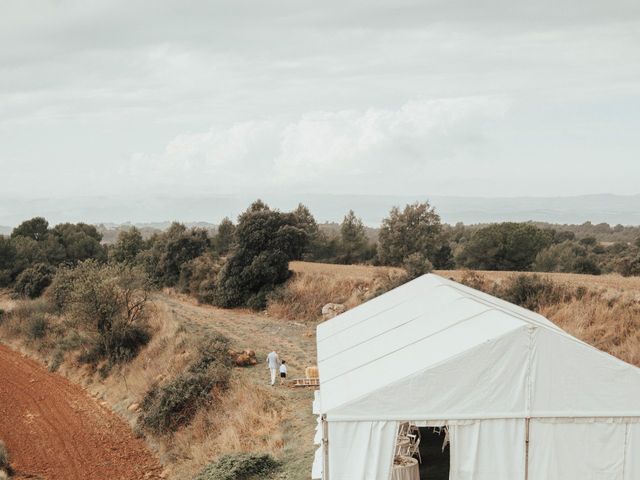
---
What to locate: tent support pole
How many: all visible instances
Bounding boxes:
[322,414,329,480]
[524,417,530,480]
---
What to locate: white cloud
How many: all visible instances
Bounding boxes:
[128,96,507,194]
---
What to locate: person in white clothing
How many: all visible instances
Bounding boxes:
[266,350,280,386]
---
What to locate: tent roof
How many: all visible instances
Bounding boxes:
[317,274,640,420]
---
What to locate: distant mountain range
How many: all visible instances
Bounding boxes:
[1,193,639,229]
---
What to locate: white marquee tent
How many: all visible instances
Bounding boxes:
[312,274,640,480]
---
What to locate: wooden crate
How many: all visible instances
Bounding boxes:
[290,377,320,387]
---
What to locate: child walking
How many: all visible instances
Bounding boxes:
[279,360,287,385]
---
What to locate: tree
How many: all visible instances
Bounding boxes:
[11,217,49,241]
[51,222,106,264]
[339,210,369,263]
[292,203,319,238]
[214,218,236,255]
[144,223,210,286]
[378,202,442,266]
[215,203,308,309]
[457,222,552,271]
[0,236,16,286]
[110,227,144,264]
[59,261,151,364]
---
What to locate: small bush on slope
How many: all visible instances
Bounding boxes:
[0,440,12,477]
[193,453,278,480]
[140,334,232,434]
[13,262,55,298]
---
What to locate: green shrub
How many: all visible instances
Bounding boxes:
[0,440,9,472]
[403,252,433,280]
[55,261,152,364]
[499,274,563,310]
[177,254,220,303]
[140,334,232,434]
[46,266,79,312]
[13,263,55,298]
[193,453,278,480]
[27,314,48,340]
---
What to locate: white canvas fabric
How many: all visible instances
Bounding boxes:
[529,419,627,479]
[315,274,640,480]
[326,326,531,420]
[312,446,323,479]
[449,419,526,480]
[530,327,640,416]
[327,421,397,480]
[624,423,640,480]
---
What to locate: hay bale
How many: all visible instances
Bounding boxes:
[235,354,255,367]
[305,366,319,379]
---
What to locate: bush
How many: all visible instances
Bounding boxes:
[58,261,152,364]
[13,263,55,298]
[140,334,232,434]
[0,440,9,473]
[177,254,220,303]
[46,266,79,312]
[78,323,151,366]
[499,274,563,310]
[193,453,278,480]
[27,314,48,340]
[403,253,433,280]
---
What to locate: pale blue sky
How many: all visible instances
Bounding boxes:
[2,0,639,200]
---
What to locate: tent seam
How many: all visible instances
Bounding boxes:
[318,280,450,342]
[319,298,491,362]
[323,325,529,415]
[320,306,511,383]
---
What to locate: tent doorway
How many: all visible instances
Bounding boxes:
[418,427,450,480]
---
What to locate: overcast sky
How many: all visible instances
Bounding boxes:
[2,0,640,201]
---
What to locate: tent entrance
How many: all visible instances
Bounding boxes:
[418,427,450,480]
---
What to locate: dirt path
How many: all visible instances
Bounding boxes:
[0,344,162,480]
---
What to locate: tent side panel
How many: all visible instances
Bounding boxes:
[531,328,640,416]
[328,420,397,480]
[326,326,530,420]
[624,423,640,480]
[449,419,526,480]
[529,420,627,480]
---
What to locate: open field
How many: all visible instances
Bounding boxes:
[439,269,640,295]
[289,260,403,279]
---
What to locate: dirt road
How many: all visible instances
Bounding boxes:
[0,344,162,480]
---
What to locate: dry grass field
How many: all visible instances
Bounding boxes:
[285,263,640,366]
[268,261,405,322]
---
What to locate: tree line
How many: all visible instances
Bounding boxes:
[1,200,640,309]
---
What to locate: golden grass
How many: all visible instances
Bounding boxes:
[289,260,403,279]
[438,269,640,295]
[167,378,287,479]
[269,263,406,321]
[439,270,640,367]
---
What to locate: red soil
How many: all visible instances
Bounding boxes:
[0,344,162,480]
